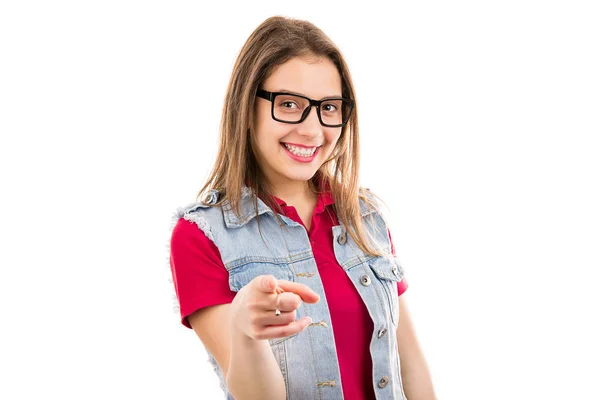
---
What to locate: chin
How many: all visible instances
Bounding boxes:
[280,170,318,182]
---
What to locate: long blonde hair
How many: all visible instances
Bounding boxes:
[197,16,387,256]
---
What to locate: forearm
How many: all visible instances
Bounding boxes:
[226,329,286,400]
[400,354,437,400]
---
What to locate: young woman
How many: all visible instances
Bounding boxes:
[169,16,436,400]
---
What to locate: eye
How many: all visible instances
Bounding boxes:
[322,103,338,112]
[280,101,299,109]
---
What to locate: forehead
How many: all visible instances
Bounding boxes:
[264,57,342,98]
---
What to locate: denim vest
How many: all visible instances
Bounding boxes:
[171,186,407,399]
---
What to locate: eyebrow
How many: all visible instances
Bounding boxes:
[275,88,343,99]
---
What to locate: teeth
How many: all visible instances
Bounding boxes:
[283,143,317,157]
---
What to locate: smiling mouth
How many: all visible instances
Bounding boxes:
[281,142,321,157]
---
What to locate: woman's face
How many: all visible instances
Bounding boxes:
[252,56,343,189]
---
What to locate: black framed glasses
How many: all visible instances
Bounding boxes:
[256,89,354,128]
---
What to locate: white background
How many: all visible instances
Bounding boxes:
[1,1,599,399]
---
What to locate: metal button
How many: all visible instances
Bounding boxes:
[392,264,398,276]
[377,328,387,338]
[360,275,371,286]
[378,376,389,388]
[337,232,347,245]
[205,189,220,205]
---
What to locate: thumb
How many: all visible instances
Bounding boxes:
[256,275,277,293]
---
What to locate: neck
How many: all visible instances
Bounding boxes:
[271,180,314,204]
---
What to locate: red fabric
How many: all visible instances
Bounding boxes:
[169,191,407,400]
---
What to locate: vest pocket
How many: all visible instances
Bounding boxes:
[368,257,404,327]
[228,261,295,292]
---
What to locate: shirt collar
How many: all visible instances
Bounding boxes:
[271,184,335,213]
[243,179,335,216]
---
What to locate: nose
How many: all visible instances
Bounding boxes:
[296,105,323,140]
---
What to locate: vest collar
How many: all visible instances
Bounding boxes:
[221,185,275,228]
[219,184,375,228]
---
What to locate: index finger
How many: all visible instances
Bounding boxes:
[276,280,320,304]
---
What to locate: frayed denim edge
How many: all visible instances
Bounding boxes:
[165,205,215,315]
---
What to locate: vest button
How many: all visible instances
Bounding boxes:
[360,275,371,286]
[377,328,387,338]
[378,376,389,388]
[205,189,220,205]
[392,264,399,276]
[337,232,347,245]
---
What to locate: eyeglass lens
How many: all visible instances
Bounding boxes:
[273,94,351,126]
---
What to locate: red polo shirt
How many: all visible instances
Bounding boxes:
[169,190,408,400]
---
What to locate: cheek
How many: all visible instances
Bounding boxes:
[324,130,342,148]
[253,103,272,135]
[254,121,289,154]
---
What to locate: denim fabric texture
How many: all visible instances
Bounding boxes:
[173,185,406,399]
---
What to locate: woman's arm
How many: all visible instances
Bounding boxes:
[396,296,437,399]
[189,304,286,400]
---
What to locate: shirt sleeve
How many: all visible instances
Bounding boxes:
[387,228,408,296]
[169,218,237,329]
